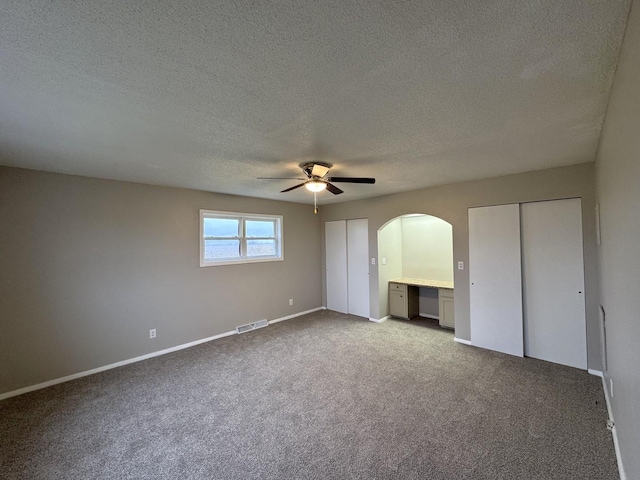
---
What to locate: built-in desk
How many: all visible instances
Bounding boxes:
[389,277,455,329]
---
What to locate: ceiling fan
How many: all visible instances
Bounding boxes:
[259,162,375,196]
[259,162,375,213]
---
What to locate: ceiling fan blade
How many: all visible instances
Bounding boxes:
[326,177,376,184]
[280,182,307,193]
[311,164,330,178]
[325,182,344,195]
[258,177,306,180]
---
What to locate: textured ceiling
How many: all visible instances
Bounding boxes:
[0,0,632,205]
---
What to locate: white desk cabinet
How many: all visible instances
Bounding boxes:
[438,289,455,329]
[389,278,455,327]
[389,282,419,319]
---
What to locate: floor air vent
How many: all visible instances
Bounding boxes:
[236,319,269,334]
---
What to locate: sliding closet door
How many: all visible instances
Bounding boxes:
[347,218,369,318]
[325,220,348,313]
[521,198,587,369]
[469,204,524,357]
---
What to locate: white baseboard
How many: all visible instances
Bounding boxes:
[268,306,325,324]
[612,425,626,480]
[369,315,389,323]
[419,313,439,320]
[454,337,472,345]
[603,376,614,421]
[588,369,604,377]
[601,376,626,480]
[0,307,325,401]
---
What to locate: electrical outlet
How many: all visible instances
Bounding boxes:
[289,299,294,306]
[149,328,156,339]
[382,257,387,265]
[371,257,376,265]
[458,261,464,270]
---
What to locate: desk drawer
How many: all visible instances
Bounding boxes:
[389,282,407,293]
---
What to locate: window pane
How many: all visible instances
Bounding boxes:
[200,210,282,266]
[246,220,275,238]
[247,239,276,257]
[204,239,240,260]
[204,218,239,237]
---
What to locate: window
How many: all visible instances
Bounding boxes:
[200,210,283,266]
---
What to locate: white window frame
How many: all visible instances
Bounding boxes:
[199,210,284,267]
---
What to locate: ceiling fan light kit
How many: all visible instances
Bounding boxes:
[305,180,327,192]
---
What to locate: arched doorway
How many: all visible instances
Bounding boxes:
[377,213,454,327]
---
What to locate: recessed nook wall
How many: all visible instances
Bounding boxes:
[378,214,453,318]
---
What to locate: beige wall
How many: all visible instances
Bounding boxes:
[321,163,601,369]
[401,215,453,282]
[0,166,322,395]
[595,0,640,476]
[401,215,453,318]
[377,218,403,318]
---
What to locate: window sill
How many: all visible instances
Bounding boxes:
[200,256,284,267]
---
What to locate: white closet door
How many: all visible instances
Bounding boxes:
[325,220,348,313]
[347,218,370,318]
[469,204,524,357]
[521,199,587,369]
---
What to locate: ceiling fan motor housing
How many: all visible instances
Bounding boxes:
[300,162,332,178]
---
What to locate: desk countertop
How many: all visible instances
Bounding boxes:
[390,277,454,290]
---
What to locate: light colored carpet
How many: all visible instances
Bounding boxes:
[0,310,618,479]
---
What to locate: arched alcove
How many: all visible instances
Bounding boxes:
[377,213,453,322]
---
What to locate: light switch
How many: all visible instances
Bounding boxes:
[458,261,464,270]
[382,257,387,265]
